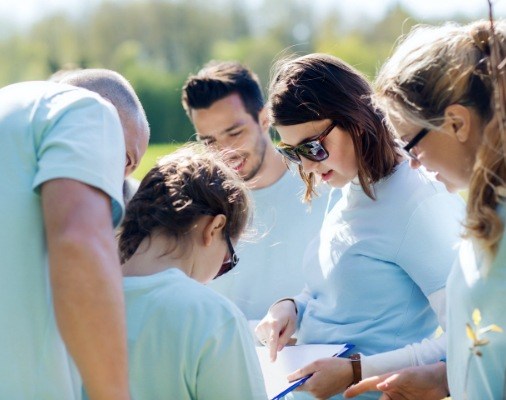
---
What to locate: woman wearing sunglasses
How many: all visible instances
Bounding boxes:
[345,19,506,400]
[116,144,267,400]
[255,53,464,399]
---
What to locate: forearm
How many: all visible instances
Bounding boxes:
[50,233,130,400]
[293,285,312,326]
[361,333,446,379]
[43,179,130,400]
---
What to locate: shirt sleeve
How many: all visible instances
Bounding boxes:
[32,89,126,227]
[360,192,461,378]
[196,314,268,400]
[293,285,313,327]
[361,288,447,378]
[394,192,463,296]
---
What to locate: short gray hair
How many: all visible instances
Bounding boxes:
[59,68,149,138]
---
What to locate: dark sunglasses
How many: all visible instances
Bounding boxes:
[214,230,239,279]
[402,128,430,161]
[276,122,336,165]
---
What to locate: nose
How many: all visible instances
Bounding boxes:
[409,157,422,169]
[299,156,319,174]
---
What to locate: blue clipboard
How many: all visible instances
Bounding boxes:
[270,343,355,400]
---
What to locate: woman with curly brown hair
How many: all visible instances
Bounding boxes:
[117,144,267,400]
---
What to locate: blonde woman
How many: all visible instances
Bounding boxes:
[346,19,506,400]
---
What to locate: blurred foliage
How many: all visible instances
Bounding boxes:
[131,142,181,181]
[0,0,467,143]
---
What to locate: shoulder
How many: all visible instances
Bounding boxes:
[384,161,441,195]
[380,162,463,211]
[1,81,112,111]
[154,271,246,322]
[0,81,121,140]
[256,169,329,211]
[43,82,118,122]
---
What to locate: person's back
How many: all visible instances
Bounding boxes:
[124,268,265,399]
[118,145,268,399]
[182,61,329,319]
[0,80,125,398]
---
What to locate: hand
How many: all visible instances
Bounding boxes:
[343,362,449,400]
[287,357,354,399]
[255,299,297,361]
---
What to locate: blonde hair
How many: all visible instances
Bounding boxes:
[375,20,506,260]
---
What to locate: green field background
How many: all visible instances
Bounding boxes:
[131,143,182,181]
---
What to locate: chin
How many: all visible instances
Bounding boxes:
[328,176,352,188]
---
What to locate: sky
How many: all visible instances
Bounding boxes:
[0,0,505,28]
[336,0,506,21]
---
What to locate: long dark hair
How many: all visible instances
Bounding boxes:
[268,53,398,201]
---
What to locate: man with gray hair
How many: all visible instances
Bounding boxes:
[0,69,149,399]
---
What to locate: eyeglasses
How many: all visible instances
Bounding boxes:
[401,128,430,161]
[214,230,239,279]
[276,122,336,165]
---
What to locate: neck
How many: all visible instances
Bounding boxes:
[247,142,287,190]
[122,234,193,277]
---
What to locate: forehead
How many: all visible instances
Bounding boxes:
[388,116,421,141]
[276,120,330,146]
[191,93,253,136]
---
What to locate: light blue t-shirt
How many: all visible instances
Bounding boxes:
[208,169,329,320]
[123,268,268,400]
[293,162,464,400]
[446,204,506,400]
[0,81,125,399]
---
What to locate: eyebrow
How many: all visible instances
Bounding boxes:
[296,123,332,146]
[223,122,244,133]
[197,122,245,140]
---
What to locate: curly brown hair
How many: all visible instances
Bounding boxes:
[118,143,251,263]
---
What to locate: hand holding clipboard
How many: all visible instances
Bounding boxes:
[255,343,355,400]
[271,344,354,400]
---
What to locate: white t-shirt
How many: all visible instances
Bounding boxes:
[124,268,268,400]
[0,81,125,399]
[447,204,506,400]
[208,169,329,320]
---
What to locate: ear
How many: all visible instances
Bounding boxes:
[444,104,472,143]
[202,214,227,247]
[258,107,270,134]
[125,151,133,170]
